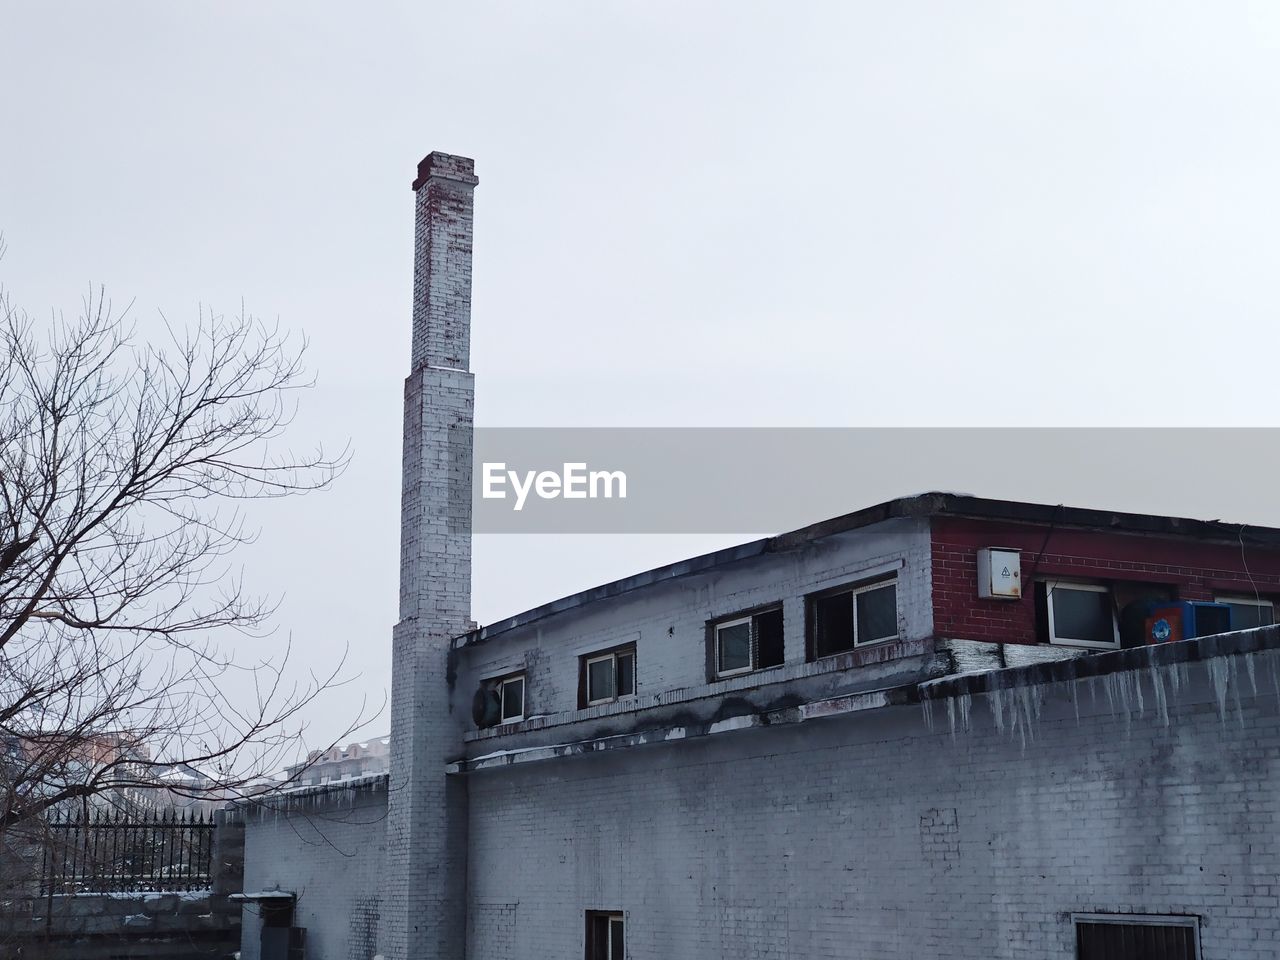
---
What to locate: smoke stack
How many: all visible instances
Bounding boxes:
[410,152,478,373]
[382,152,477,960]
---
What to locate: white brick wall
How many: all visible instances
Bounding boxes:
[464,659,1280,958]
[456,518,935,722]
[239,786,388,960]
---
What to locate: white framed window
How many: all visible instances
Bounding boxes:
[586,911,624,960]
[1044,581,1119,649]
[715,617,754,677]
[1215,595,1275,631]
[808,576,899,659]
[581,646,635,707]
[499,674,525,723]
[473,672,527,729]
[712,606,785,678]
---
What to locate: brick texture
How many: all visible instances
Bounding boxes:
[465,654,1280,958]
[455,521,936,724]
[931,516,1280,645]
[410,153,477,373]
[239,787,388,960]
[381,152,478,960]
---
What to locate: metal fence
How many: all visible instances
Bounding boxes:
[39,808,215,894]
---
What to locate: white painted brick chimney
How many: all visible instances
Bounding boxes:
[381,151,477,960]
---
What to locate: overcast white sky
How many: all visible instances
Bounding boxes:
[4,2,1280,749]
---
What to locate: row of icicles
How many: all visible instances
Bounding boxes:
[920,648,1280,748]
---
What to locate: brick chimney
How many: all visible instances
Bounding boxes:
[409,152,479,374]
[382,151,477,960]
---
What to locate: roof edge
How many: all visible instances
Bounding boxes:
[920,624,1280,701]
[460,493,1280,648]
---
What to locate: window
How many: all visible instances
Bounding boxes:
[1074,914,1199,959]
[585,911,624,960]
[1044,581,1119,649]
[807,577,898,658]
[499,674,525,722]
[1215,595,1275,631]
[579,645,636,707]
[475,672,526,728]
[711,606,784,678]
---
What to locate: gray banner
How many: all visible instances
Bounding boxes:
[456,428,1280,534]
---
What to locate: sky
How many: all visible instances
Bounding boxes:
[3,2,1280,750]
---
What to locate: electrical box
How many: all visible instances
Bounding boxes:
[977,548,1021,599]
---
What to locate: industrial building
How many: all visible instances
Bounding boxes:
[236,153,1280,960]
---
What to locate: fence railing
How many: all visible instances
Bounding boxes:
[39,809,215,894]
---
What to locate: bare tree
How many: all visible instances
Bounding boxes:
[0,239,357,833]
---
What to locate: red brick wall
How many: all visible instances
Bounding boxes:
[931,516,1280,645]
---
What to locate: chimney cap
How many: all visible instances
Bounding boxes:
[412,152,478,191]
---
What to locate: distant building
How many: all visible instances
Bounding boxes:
[2,730,155,815]
[285,736,390,787]
[236,153,1280,960]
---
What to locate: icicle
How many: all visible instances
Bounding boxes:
[1097,671,1132,735]
[1206,656,1231,723]
[1230,657,1245,728]
[1016,685,1043,750]
[1112,669,1142,717]
[1156,661,1181,720]
[990,687,1007,734]
[1269,650,1280,704]
[943,692,973,739]
[1149,664,1169,728]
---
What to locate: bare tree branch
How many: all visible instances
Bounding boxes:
[0,243,368,832]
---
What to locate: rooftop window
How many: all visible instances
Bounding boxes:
[1215,594,1274,631]
[474,672,526,728]
[711,606,784,679]
[1043,581,1119,649]
[579,645,636,708]
[807,576,898,659]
